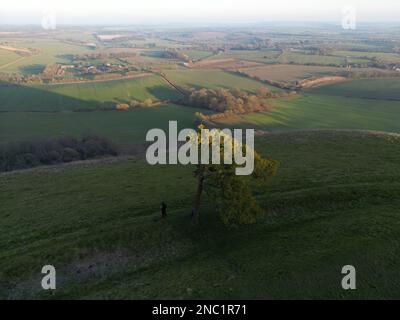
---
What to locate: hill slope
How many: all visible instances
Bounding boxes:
[1,130,400,299]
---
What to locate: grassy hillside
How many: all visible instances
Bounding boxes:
[0,76,182,112]
[310,78,400,101]
[1,131,400,299]
[217,93,400,133]
[0,104,204,143]
[219,79,400,133]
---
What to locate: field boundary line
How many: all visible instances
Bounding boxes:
[40,73,153,86]
[158,73,187,96]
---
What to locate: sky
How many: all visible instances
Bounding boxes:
[0,0,399,25]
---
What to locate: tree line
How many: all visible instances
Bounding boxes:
[180,87,297,122]
[232,70,299,91]
[161,50,191,62]
[0,135,118,172]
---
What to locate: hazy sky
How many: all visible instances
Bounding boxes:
[1,0,399,25]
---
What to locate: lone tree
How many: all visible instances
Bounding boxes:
[191,125,278,226]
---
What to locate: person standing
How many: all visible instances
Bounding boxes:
[161,202,167,218]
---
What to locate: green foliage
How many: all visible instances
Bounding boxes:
[208,172,264,226]
[161,49,191,62]
[193,125,278,226]
[183,87,272,113]
[182,87,273,123]
[0,135,118,172]
[205,152,278,226]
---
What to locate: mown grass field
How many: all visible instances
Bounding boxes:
[0,75,181,112]
[164,69,277,92]
[1,131,400,299]
[0,104,204,143]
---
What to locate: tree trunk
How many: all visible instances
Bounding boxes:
[192,169,205,225]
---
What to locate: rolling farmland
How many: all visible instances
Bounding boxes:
[2,23,400,301]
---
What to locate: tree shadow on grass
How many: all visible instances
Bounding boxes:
[0,81,183,113]
[147,85,184,101]
[0,81,102,112]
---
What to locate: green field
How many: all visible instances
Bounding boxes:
[278,51,346,66]
[164,69,277,92]
[3,78,400,144]
[310,78,400,101]
[220,93,400,133]
[0,75,181,112]
[181,50,214,60]
[0,104,204,143]
[218,78,400,133]
[1,131,400,299]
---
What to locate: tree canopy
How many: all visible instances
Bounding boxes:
[191,125,279,226]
